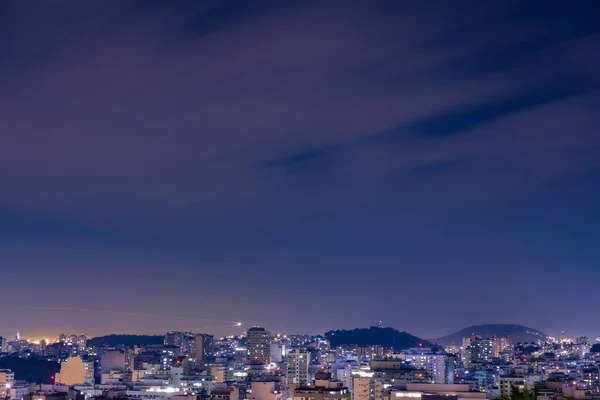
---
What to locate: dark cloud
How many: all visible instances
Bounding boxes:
[266,146,336,174]
[0,0,599,337]
[388,78,591,140]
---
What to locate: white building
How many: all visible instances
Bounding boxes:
[287,349,310,386]
[170,367,184,387]
[399,348,451,384]
[334,364,357,390]
[271,343,284,363]
[9,383,32,400]
[499,375,541,397]
[0,369,15,399]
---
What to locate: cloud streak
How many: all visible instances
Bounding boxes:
[0,1,599,336]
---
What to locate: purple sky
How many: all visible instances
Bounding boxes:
[1,1,599,340]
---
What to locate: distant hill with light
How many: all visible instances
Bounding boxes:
[431,324,549,346]
[324,326,431,350]
[87,334,164,348]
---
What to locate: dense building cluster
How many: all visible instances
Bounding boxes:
[1,330,600,400]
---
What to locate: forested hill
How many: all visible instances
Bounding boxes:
[325,327,430,350]
[0,355,59,384]
[87,334,164,348]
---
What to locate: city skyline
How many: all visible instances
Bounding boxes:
[2,323,600,400]
[0,320,591,344]
[1,1,600,338]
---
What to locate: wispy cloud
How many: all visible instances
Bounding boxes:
[0,1,598,226]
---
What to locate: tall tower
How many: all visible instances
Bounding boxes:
[247,327,271,364]
[195,334,214,362]
[287,349,310,385]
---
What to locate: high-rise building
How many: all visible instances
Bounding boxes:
[181,332,197,356]
[577,336,591,345]
[445,344,460,355]
[462,337,472,351]
[467,338,494,365]
[582,367,600,393]
[157,346,178,370]
[76,335,87,351]
[195,334,214,361]
[572,343,590,358]
[287,349,310,385]
[0,337,6,353]
[400,348,453,384]
[492,337,512,357]
[247,327,271,364]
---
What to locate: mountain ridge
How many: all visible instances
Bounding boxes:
[87,334,164,348]
[431,324,549,346]
[324,326,431,350]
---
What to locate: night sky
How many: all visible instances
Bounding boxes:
[1,1,599,340]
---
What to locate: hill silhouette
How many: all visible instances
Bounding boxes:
[431,324,549,346]
[0,355,59,384]
[324,326,429,350]
[87,334,164,348]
